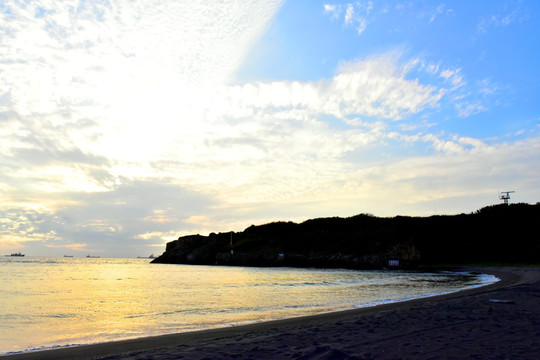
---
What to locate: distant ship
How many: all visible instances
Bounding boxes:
[86,255,100,258]
[64,255,73,258]
[7,252,25,257]
[137,254,157,259]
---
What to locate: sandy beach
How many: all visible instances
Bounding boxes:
[3,267,539,360]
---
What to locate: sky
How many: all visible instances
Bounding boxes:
[1,0,539,258]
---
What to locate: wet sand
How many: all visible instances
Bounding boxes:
[3,267,540,359]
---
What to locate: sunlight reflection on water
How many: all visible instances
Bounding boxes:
[0,257,497,354]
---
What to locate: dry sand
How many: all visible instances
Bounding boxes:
[3,267,540,360]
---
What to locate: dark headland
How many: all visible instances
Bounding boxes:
[153,203,540,268]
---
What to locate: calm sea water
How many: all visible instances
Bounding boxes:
[0,257,498,354]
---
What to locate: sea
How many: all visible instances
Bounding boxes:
[0,256,498,355]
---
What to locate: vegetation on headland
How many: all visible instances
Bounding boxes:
[152,203,540,269]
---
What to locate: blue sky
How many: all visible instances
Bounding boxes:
[239,1,538,136]
[1,1,539,257]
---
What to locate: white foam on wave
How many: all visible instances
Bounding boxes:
[353,272,500,309]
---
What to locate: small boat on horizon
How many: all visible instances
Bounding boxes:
[137,254,157,259]
[64,255,73,258]
[6,252,25,257]
[86,255,100,258]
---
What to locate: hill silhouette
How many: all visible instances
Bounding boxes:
[152,203,540,268]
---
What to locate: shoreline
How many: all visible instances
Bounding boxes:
[2,266,539,359]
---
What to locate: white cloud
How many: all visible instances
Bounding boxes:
[0,0,283,160]
[439,68,464,88]
[323,4,340,20]
[330,56,443,119]
[345,4,355,25]
[456,101,488,117]
[1,38,495,249]
[222,54,443,122]
[324,4,336,12]
[331,135,540,215]
[323,2,371,35]
[0,2,283,166]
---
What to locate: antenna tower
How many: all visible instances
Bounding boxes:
[499,191,515,205]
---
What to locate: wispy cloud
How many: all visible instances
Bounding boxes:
[456,101,488,118]
[476,6,529,35]
[429,4,446,23]
[223,53,443,122]
[323,2,373,34]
